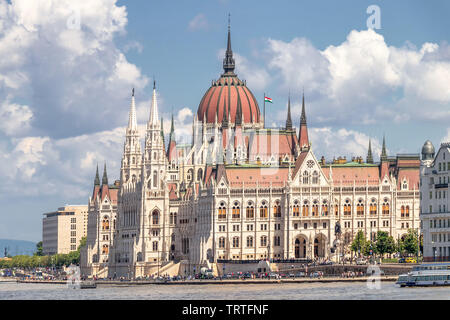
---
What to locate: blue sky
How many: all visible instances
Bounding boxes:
[0,0,449,242]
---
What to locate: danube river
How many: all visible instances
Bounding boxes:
[0,281,449,300]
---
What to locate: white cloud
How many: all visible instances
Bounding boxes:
[0,0,148,138]
[0,101,33,135]
[259,29,450,125]
[309,127,382,161]
[123,40,143,53]
[188,13,208,32]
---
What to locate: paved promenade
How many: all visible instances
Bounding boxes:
[15,276,398,286]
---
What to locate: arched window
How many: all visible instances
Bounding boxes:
[370,199,377,215]
[405,205,410,217]
[232,202,240,219]
[152,241,158,252]
[102,216,110,230]
[382,200,390,215]
[218,202,226,220]
[312,200,319,216]
[302,201,309,217]
[246,236,253,248]
[302,171,309,184]
[132,157,135,164]
[357,199,364,216]
[102,244,109,255]
[273,200,281,218]
[312,171,319,184]
[132,174,136,183]
[334,203,339,216]
[260,235,267,247]
[260,201,268,218]
[152,210,159,225]
[401,205,405,217]
[344,199,351,216]
[219,237,226,248]
[232,237,240,248]
[187,169,194,181]
[293,200,300,217]
[246,202,254,219]
[197,168,203,181]
[322,200,328,216]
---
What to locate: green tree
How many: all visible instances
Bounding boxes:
[403,229,419,255]
[351,230,367,255]
[374,231,392,258]
[35,241,44,256]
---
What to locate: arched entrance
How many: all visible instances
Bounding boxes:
[294,236,307,258]
[314,234,327,258]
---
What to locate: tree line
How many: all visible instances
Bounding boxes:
[0,237,86,269]
[350,229,421,258]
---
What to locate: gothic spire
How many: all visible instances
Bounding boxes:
[127,88,138,131]
[94,163,100,186]
[381,135,387,161]
[149,80,159,126]
[170,114,175,140]
[298,91,310,150]
[367,139,374,164]
[300,91,307,125]
[286,94,293,131]
[222,14,235,75]
[102,162,108,185]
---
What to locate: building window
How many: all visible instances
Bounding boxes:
[274,236,281,246]
[357,200,364,216]
[382,201,390,215]
[232,237,240,248]
[219,237,225,248]
[218,202,226,220]
[152,241,158,252]
[247,236,253,248]
[102,244,109,255]
[246,202,254,219]
[260,201,268,218]
[293,200,300,216]
[370,200,377,215]
[260,236,267,247]
[405,206,410,217]
[303,171,309,184]
[302,201,309,217]
[322,201,328,216]
[312,201,319,216]
[273,200,281,218]
[344,199,351,216]
[232,202,241,219]
[152,210,159,225]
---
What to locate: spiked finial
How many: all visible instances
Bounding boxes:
[367,139,374,164]
[94,164,100,185]
[381,135,387,161]
[300,91,307,125]
[286,94,293,130]
[102,162,108,185]
[222,14,235,75]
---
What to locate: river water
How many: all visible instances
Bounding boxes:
[0,281,449,300]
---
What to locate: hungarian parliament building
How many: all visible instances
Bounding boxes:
[81,27,421,278]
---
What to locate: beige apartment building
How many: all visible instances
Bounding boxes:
[42,205,88,255]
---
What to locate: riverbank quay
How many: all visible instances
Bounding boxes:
[15,276,398,286]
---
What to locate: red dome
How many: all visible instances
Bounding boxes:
[197,75,260,124]
[197,26,260,124]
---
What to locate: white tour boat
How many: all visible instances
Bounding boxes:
[396,262,450,287]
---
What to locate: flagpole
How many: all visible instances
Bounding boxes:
[263,92,265,129]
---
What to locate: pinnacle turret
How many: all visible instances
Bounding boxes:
[102,162,108,185]
[380,135,387,161]
[367,139,374,164]
[286,94,292,131]
[127,88,138,131]
[94,164,100,185]
[149,80,159,127]
[222,14,235,76]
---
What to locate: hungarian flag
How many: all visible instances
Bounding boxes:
[264,96,273,103]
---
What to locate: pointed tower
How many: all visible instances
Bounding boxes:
[285,94,293,131]
[380,135,387,161]
[94,164,100,186]
[102,162,108,185]
[167,114,178,162]
[120,88,142,184]
[298,92,310,151]
[367,139,374,164]
[144,80,167,189]
[222,14,235,76]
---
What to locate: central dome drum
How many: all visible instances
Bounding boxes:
[197,27,261,125]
